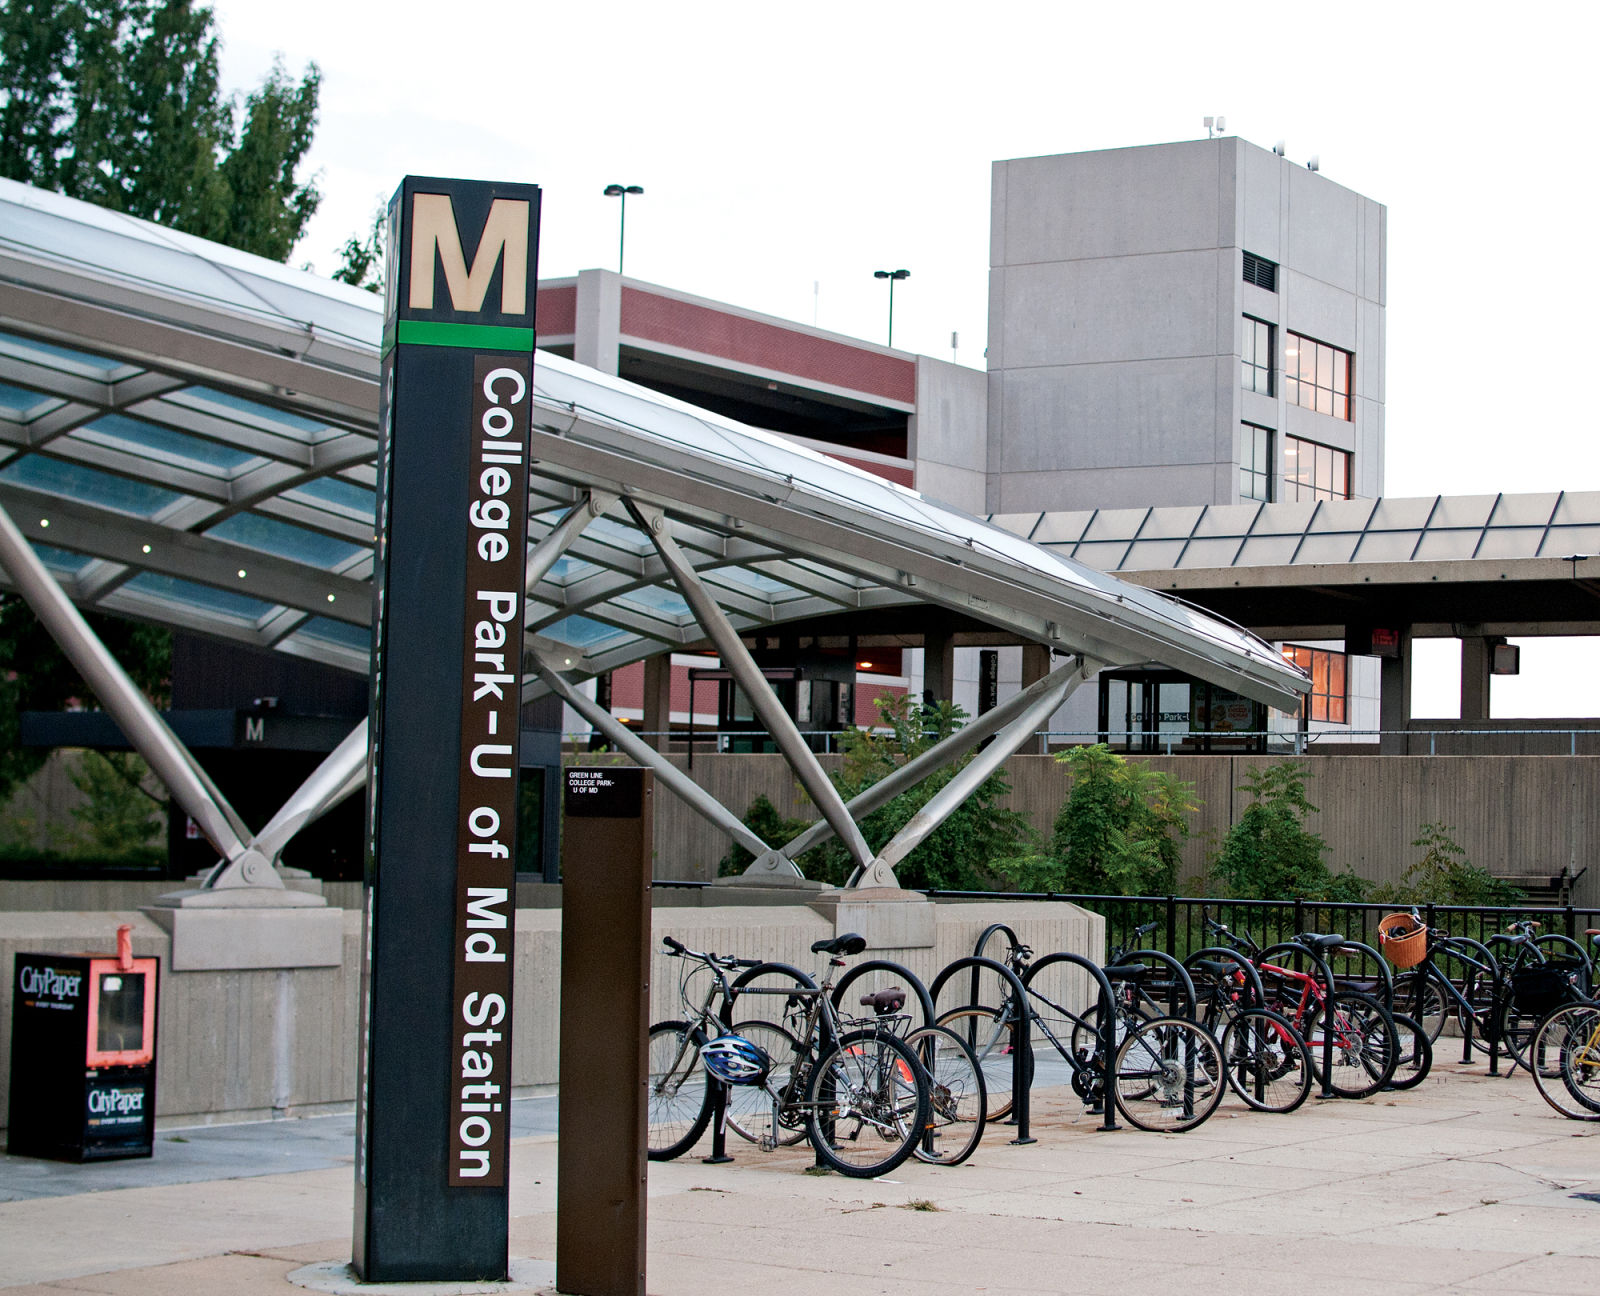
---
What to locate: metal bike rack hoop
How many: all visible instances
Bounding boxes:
[1111,949,1198,1020]
[830,960,935,1030]
[1019,951,1123,1133]
[1184,947,1267,1010]
[929,955,1036,1144]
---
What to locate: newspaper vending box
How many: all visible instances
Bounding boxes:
[7,925,159,1161]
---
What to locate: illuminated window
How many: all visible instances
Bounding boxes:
[1284,434,1350,502]
[1282,644,1347,723]
[1243,251,1277,292]
[1285,331,1352,420]
[1241,317,1273,395]
[1240,423,1272,502]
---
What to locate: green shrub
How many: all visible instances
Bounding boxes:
[1369,821,1525,907]
[717,794,816,877]
[1208,761,1366,901]
[1000,745,1196,896]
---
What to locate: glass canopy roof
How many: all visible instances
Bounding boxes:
[0,177,1309,709]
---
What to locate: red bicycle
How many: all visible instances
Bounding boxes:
[1206,920,1402,1098]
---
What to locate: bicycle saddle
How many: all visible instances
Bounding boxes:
[859,987,906,1015]
[1297,933,1346,952]
[811,933,867,957]
[1104,963,1148,981]
[1190,959,1240,980]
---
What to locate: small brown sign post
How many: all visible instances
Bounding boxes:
[557,766,652,1296]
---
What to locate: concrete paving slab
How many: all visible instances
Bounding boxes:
[4,1059,1598,1295]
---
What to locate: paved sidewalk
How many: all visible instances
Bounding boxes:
[2,1061,1597,1295]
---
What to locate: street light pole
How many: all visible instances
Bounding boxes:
[873,268,909,346]
[603,184,643,275]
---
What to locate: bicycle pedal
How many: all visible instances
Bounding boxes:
[759,1135,776,1152]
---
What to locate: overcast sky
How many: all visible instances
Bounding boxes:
[209,0,1600,716]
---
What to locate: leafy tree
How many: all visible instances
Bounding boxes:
[0,0,321,260]
[998,744,1197,896]
[1370,821,1525,908]
[0,594,171,804]
[1208,761,1367,901]
[0,1,318,816]
[333,201,385,292]
[64,750,165,859]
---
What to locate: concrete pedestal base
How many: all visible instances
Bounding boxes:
[141,898,344,971]
[808,886,935,949]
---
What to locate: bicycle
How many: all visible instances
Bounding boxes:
[856,985,989,1166]
[1207,920,1399,1099]
[684,931,932,1178]
[1527,930,1600,1121]
[650,936,781,1160]
[1187,946,1314,1114]
[938,936,1226,1134]
[1381,913,1585,1073]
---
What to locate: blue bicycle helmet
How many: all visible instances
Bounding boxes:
[701,1033,772,1086]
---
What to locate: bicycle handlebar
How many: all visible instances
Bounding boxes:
[660,935,759,969]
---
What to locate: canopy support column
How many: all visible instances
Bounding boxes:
[242,720,370,872]
[633,502,874,876]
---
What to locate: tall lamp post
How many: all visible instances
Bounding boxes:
[873,268,909,346]
[603,184,643,275]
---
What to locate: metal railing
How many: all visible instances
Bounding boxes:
[920,890,1600,962]
[566,726,1600,758]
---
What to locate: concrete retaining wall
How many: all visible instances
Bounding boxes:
[0,900,1101,1132]
[636,753,1600,906]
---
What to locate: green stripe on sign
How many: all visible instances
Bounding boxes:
[395,320,535,351]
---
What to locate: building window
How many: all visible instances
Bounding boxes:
[1283,435,1351,502]
[1241,317,1273,395]
[1285,331,1352,420]
[1240,423,1272,502]
[1243,251,1277,292]
[1282,644,1347,723]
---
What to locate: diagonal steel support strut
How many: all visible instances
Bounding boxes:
[632,501,874,874]
[781,656,1100,864]
[220,491,621,876]
[532,658,779,866]
[0,498,256,868]
[850,657,1096,889]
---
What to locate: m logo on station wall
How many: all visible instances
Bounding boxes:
[407,194,531,316]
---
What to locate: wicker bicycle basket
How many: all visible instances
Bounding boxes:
[1377,913,1428,969]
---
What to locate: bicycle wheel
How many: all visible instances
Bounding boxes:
[805,1028,930,1178]
[1383,1011,1433,1091]
[904,1024,987,1166]
[1392,971,1447,1042]
[936,1005,1025,1121]
[1530,1001,1600,1120]
[1112,1017,1225,1133]
[1304,991,1398,1099]
[725,1020,807,1148]
[1218,1007,1312,1114]
[646,1020,712,1161]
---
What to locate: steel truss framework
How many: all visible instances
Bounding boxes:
[0,178,1307,890]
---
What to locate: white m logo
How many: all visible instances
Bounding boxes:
[408,194,529,315]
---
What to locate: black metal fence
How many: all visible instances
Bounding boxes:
[922,890,1600,962]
